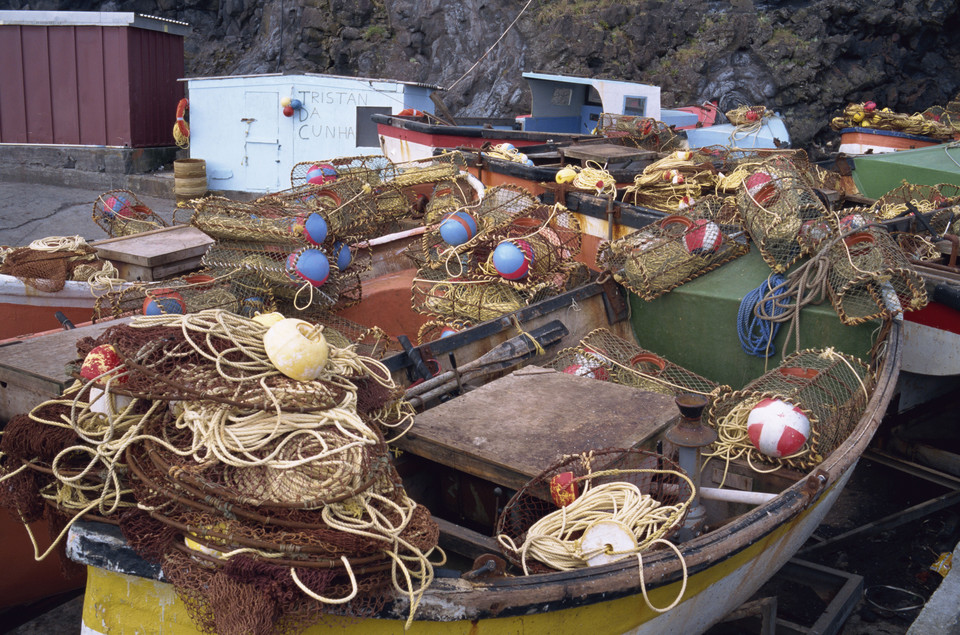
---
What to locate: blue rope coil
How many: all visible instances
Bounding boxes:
[738,274,788,358]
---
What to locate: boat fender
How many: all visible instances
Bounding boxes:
[933,283,960,313]
[263,318,329,381]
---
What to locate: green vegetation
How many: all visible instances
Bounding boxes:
[363,25,388,40]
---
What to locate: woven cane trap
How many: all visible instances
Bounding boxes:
[290,152,467,189]
[596,113,686,152]
[705,348,873,477]
[737,157,830,273]
[824,223,928,325]
[495,448,693,574]
[411,266,540,322]
[598,213,748,301]
[93,189,169,238]
[556,328,724,397]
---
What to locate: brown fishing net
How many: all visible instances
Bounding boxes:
[705,348,873,478]
[495,448,693,574]
[596,113,686,152]
[598,210,748,301]
[824,221,928,325]
[737,157,830,272]
[93,189,169,237]
[0,239,107,293]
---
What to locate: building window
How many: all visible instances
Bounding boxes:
[623,96,648,117]
[357,106,392,147]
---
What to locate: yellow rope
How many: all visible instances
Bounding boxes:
[27,235,89,252]
[572,161,617,196]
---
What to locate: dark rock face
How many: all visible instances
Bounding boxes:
[9,0,960,157]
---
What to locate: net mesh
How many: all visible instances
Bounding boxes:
[0,241,105,293]
[705,348,873,477]
[736,157,830,272]
[93,189,169,238]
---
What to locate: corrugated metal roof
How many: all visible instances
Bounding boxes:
[0,11,190,36]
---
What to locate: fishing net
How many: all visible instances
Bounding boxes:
[595,113,686,152]
[830,102,956,139]
[0,237,109,293]
[544,328,725,397]
[93,189,169,237]
[495,448,693,574]
[873,183,960,221]
[736,157,830,272]
[598,212,748,301]
[94,269,269,320]
[704,348,873,479]
[824,221,928,325]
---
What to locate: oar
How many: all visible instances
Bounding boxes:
[405,320,568,405]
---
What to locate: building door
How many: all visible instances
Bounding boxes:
[242,91,281,192]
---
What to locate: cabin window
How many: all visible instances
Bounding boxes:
[624,96,648,117]
[551,88,573,106]
[357,106,392,147]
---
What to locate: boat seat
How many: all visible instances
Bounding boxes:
[394,365,679,491]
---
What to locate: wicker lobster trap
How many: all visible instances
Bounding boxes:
[595,113,686,152]
[824,223,928,325]
[93,189,169,238]
[736,157,830,272]
[495,448,694,574]
[544,328,725,397]
[411,266,554,323]
[290,152,467,189]
[598,212,748,301]
[705,348,873,476]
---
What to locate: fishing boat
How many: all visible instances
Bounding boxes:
[838,126,943,155]
[838,141,960,200]
[0,166,903,634]
[375,72,789,163]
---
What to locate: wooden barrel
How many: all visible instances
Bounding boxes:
[174,158,208,203]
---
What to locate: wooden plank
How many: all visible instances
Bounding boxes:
[434,517,501,561]
[93,225,213,268]
[395,366,678,490]
[561,143,656,164]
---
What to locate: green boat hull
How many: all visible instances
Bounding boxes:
[851,142,960,199]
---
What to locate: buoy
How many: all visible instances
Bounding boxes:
[306,163,337,184]
[863,101,877,112]
[288,249,330,287]
[549,471,579,507]
[303,212,328,245]
[746,398,811,458]
[143,290,186,316]
[745,171,779,207]
[555,167,578,184]
[80,344,128,384]
[332,241,352,270]
[839,213,869,233]
[800,220,831,249]
[280,97,292,107]
[562,355,609,381]
[440,326,458,338]
[683,219,723,255]
[87,386,134,419]
[492,239,533,280]
[289,98,302,110]
[103,194,133,218]
[282,105,295,117]
[579,520,638,566]
[263,318,329,381]
[252,311,285,327]
[438,210,478,246]
[678,195,696,211]
[239,296,265,318]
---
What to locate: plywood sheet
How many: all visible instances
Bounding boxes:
[93,225,213,267]
[396,366,678,490]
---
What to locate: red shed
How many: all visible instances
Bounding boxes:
[0,11,189,148]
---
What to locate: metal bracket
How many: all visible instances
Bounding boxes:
[600,276,629,324]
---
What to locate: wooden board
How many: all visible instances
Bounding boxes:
[0,318,130,421]
[395,366,678,491]
[92,225,213,280]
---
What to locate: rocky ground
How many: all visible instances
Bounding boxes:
[7,0,960,159]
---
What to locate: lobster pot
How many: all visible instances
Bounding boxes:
[875,182,960,223]
[173,158,208,203]
[599,215,748,301]
[596,113,685,152]
[93,189,169,238]
[544,347,613,382]
[825,226,928,325]
[93,269,262,319]
[706,349,873,469]
[191,197,309,243]
[575,328,723,397]
[424,179,472,225]
[417,319,473,346]
[411,267,544,323]
[495,448,692,574]
[483,208,583,282]
[736,158,828,272]
[257,180,378,238]
[290,154,391,187]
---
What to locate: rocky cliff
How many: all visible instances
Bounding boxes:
[10,0,960,157]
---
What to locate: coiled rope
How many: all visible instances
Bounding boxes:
[737,274,788,358]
